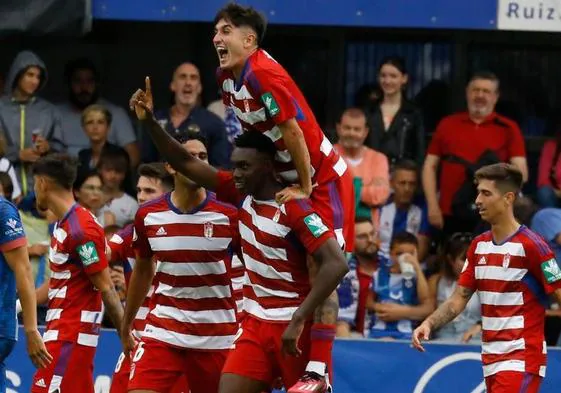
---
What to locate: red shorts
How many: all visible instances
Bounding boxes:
[31,340,96,393]
[485,371,542,393]
[110,351,189,393]
[128,338,228,393]
[222,315,312,388]
[311,171,355,252]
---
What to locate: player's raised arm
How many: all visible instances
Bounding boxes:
[130,77,219,190]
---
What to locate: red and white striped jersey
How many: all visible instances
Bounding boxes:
[108,224,153,339]
[231,255,245,315]
[132,192,240,350]
[458,226,561,377]
[216,49,347,185]
[45,204,108,347]
[216,171,335,322]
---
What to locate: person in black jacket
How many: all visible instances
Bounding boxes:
[365,56,425,167]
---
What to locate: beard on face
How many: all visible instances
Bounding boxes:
[70,89,99,110]
[340,138,363,150]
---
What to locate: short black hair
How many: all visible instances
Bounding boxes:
[0,172,14,201]
[176,130,209,150]
[392,159,418,176]
[390,231,419,250]
[355,216,373,225]
[32,153,78,190]
[64,57,98,83]
[98,147,130,174]
[73,169,102,191]
[214,3,267,46]
[138,162,174,191]
[234,130,277,159]
[379,55,407,75]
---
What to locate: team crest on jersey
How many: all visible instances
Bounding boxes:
[541,258,561,283]
[204,222,214,238]
[272,208,281,223]
[502,253,511,269]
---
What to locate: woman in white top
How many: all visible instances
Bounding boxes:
[73,169,116,228]
[429,232,482,342]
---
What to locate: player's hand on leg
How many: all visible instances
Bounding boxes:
[281,316,305,357]
[129,76,154,120]
[120,324,137,359]
[26,329,53,368]
[411,322,431,352]
[275,184,312,204]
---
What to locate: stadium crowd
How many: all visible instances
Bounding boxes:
[2,44,561,350]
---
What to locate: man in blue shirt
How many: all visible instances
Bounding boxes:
[378,160,431,260]
[142,62,231,167]
[0,197,51,390]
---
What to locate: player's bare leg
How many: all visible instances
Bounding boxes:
[288,257,337,393]
[218,373,270,393]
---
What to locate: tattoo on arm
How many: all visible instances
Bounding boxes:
[313,291,339,325]
[427,287,474,331]
[101,287,125,333]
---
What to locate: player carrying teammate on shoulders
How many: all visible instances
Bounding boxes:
[412,163,561,393]
[0,195,51,392]
[30,154,132,393]
[121,136,240,393]
[130,81,349,393]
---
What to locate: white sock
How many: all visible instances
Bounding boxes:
[305,361,326,376]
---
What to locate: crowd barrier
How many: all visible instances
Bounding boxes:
[6,327,561,392]
[93,0,561,33]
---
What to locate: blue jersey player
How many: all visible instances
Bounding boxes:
[0,197,51,390]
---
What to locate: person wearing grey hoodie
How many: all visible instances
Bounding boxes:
[0,51,66,196]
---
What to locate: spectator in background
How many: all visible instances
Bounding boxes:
[76,104,124,180]
[142,63,230,167]
[429,232,481,343]
[537,118,561,207]
[207,91,243,146]
[0,135,22,201]
[337,218,379,337]
[354,82,382,112]
[365,56,425,166]
[366,232,433,340]
[378,160,431,261]
[74,169,116,227]
[57,58,140,166]
[334,107,390,222]
[0,172,13,201]
[98,147,138,226]
[0,50,66,196]
[423,71,528,235]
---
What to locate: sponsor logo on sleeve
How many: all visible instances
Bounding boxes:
[303,213,328,238]
[77,241,100,266]
[261,92,280,116]
[541,258,561,284]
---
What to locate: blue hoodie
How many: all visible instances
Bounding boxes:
[0,51,66,195]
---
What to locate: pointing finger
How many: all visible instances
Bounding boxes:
[145,76,151,94]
